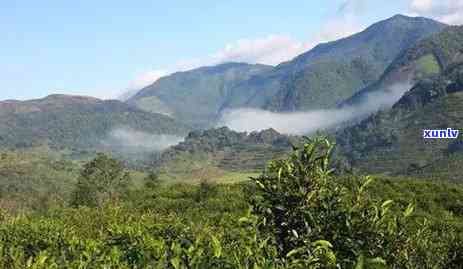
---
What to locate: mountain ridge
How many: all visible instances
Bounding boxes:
[342,25,463,107]
[224,14,447,112]
[128,62,272,128]
[0,94,189,153]
[128,14,447,129]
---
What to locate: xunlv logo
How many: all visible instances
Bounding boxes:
[423,128,460,139]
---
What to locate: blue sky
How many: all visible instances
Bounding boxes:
[1,0,460,100]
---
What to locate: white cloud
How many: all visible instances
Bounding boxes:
[171,3,365,71]
[308,18,363,48]
[103,127,184,152]
[127,70,168,91]
[192,18,363,67]
[172,21,363,71]
[117,1,365,100]
[118,69,168,101]
[120,22,362,99]
[409,0,463,24]
[117,35,310,99]
[210,35,311,66]
[171,35,311,70]
[410,0,433,11]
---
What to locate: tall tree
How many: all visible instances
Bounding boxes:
[71,153,129,207]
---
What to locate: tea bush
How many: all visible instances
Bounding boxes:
[0,138,461,268]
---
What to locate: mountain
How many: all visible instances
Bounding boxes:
[128,15,445,129]
[0,94,189,153]
[336,61,463,180]
[343,25,463,107]
[127,63,272,128]
[222,15,446,112]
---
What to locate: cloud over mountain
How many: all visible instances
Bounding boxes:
[119,70,169,100]
[409,0,463,24]
[218,83,412,135]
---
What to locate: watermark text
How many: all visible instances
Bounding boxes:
[423,128,459,139]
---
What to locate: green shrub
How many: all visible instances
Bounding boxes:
[70,153,130,207]
[0,138,461,268]
[248,137,449,268]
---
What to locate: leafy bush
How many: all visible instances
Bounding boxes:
[248,137,450,268]
[70,153,130,207]
[0,138,461,268]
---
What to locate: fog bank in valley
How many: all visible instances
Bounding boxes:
[218,83,412,135]
[102,127,184,153]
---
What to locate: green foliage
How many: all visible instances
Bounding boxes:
[257,15,445,112]
[337,63,463,178]
[414,54,441,79]
[144,172,161,190]
[71,153,130,207]
[268,58,380,111]
[194,180,218,203]
[0,150,79,213]
[0,138,462,268]
[0,95,188,153]
[153,127,299,177]
[249,137,446,268]
[131,16,444,122]
[129,63,272,128]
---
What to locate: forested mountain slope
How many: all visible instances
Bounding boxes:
[343,25,463,107]
[0,94,189,152]
[337,63,463,180]
[128,15,445,129]
[128,63,272,128]
[223,15,446,112]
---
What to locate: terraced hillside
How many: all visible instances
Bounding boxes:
[149,127,301,180]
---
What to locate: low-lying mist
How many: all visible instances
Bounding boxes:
[102,127,184,153]
[218,83,411,135]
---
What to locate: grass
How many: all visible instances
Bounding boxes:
[414,54,441,79]
[158,166,258,185]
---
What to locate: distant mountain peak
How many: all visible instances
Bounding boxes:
[387,14,422,21]
[0,94,103,106]
[378,13,446,26]
[387,13,440,22]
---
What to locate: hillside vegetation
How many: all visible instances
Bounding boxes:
[0,150,78,212]
[0,138,463,268]
[148,127,301,181]
[344,25,463,106]
[128,63,272,128]
[1,15,463,268]
[0,95,189,153]
[337,63,463,179]
[128,15,445,129]
[225,15,446,112]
